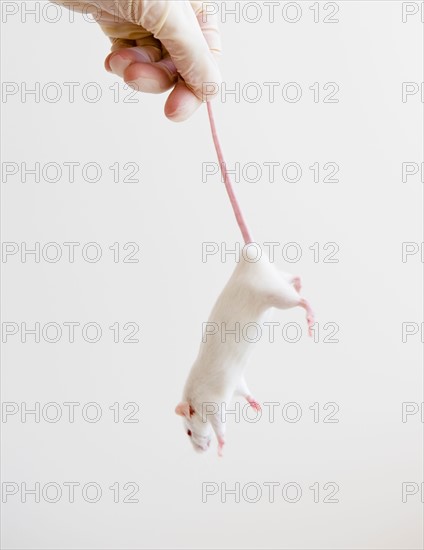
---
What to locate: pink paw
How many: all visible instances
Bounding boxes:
[299,298,315,338]
[293,276,302,293]
[217,437,225,457]
[246,397,261,411]
[306,315,315,337]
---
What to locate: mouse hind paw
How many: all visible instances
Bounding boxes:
[299,298,315,337]
[292,276,302,293]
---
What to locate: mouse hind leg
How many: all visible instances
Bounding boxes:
[278,270,302,293]
[236,377,261,411]
[268,279,315,337]
[267,278,302,310]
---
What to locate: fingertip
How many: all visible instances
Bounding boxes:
[104,53,113,73]
[124,63,174,94]
[110,51,133,78]
[165,80,202,122]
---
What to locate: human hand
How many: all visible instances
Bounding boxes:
[52,0,222,121]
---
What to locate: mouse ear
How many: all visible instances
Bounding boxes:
[175,402,191,417]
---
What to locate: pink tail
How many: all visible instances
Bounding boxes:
[207,102,253,246]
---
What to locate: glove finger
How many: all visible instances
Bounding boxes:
[104,38,135,72]
[139,1,222,101]
[189,1,222,58]
[164,78,202,122]
[123,51,178,94]
[106,43,160,75]
[110,38,136,52]
[104,27,162,70]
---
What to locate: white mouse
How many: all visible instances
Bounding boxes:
[175,103,314,456]
[175,245,314,455]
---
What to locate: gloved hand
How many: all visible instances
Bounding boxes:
[52,0,222,121]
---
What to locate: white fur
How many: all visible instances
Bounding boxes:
[177,246,311,454]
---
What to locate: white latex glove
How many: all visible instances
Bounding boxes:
[52,0,222,121]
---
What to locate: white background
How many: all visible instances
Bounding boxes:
[1,1,423,549]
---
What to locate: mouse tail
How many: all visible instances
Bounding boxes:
[207,102,253,246]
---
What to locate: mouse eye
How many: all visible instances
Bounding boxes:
[187,430,192,437]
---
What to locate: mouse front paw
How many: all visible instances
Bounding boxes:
[246,396,261,411]
[217,436,225,457]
